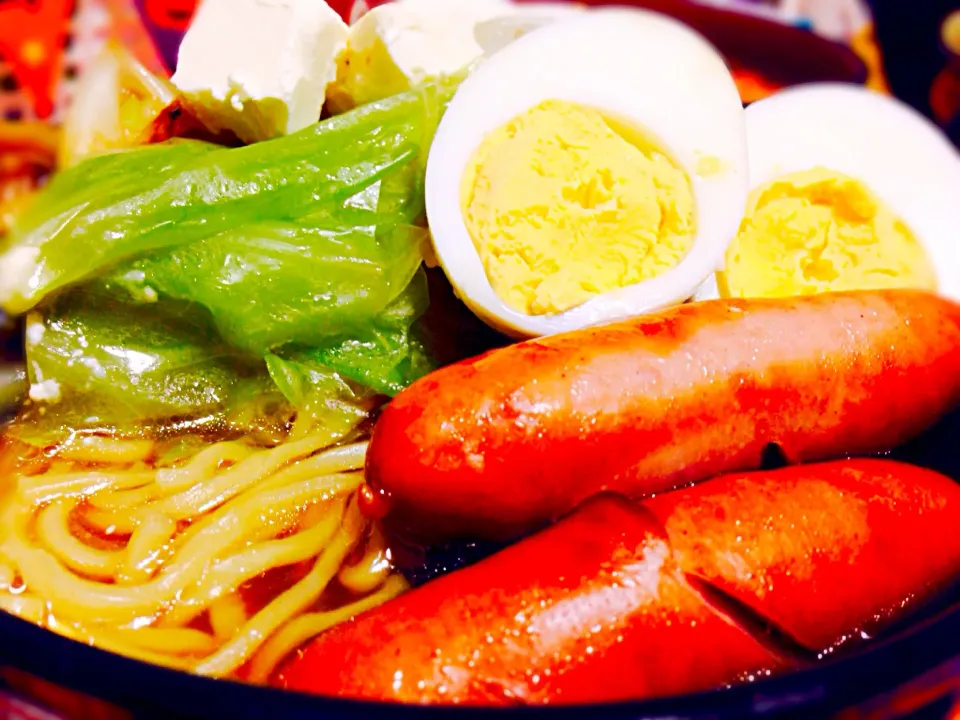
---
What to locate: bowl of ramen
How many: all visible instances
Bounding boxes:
[1,1,960,718]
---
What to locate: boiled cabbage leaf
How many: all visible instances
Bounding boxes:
[0,79,459,436]
[22,289,263,433]
[0,77,456,316]
[283,268,434,396]
[102,159,429,354]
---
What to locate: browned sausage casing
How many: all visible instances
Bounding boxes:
[277,459,960,705]
[643,458,960,651]
[365,290,960,541]
[276,495,789,704]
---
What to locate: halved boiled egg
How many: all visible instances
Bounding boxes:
[425,8,748,338]
[707,83,960,303]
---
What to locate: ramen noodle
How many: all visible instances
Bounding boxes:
[0,428,407,681]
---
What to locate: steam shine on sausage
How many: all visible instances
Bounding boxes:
[364,290,960,541]
[276,460,960,705]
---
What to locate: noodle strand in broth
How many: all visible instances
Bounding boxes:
[0,429,404,680]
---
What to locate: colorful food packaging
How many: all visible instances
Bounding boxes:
[0,0,180,123]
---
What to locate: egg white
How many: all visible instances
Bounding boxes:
[425,8,749,338]
[741,83,960,303]
[473,3,586,57]
[692,273,721,302]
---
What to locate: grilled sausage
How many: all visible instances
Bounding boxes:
[276,495,788,704]
[278,459,960,705]
[644,458,960,651]
[364,290,960,541]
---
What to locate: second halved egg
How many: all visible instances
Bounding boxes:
[701,84,960,304]
[425,8,748,338]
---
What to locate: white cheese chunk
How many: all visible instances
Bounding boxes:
[326,0,515,114]
[172,0,348,143]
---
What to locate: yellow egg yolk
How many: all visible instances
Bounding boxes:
[718,167,937,299]
[460,99,696,316]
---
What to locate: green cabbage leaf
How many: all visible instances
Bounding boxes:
[0,78,459,438]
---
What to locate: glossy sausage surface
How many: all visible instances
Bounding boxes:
[365,290,960,541]
[644,459,960,651]
[277,459,960,705]
[276,495,787,704]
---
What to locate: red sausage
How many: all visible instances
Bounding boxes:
[276,460,960,706]
[644,459,960,652]
[276,495,789,704]
[364,289,960,541]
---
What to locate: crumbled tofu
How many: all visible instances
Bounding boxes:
[171,0,349,143]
